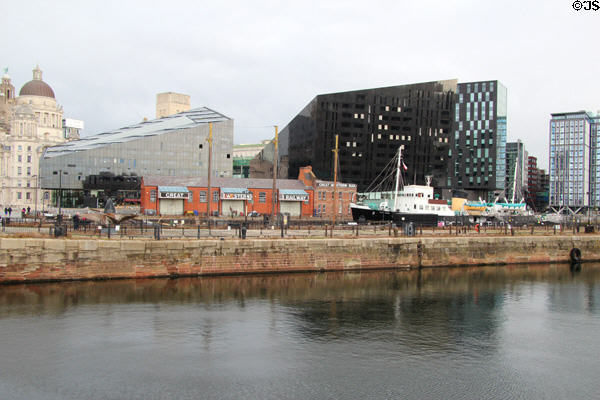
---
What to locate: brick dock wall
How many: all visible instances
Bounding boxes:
[0,236,598,284]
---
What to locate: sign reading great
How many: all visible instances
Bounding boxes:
[159,191,188,199]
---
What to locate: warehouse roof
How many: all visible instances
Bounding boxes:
[43,107,231,158]
[142,176,310,190]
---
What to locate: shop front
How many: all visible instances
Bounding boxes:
[221,188,252,217]
[278,189,309,217]
[158,186,189,215]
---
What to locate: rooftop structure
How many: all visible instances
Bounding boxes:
[156,92,191,118]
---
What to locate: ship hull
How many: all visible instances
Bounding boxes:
[351,205,438,226]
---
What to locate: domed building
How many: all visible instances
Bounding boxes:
[0,66,70,213]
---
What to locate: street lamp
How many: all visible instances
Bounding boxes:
[52,170,68,218]
[32,174,38,222]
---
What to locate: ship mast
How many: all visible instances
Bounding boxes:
[332,134,339,226]
[511,153,518,204]
[394,146,404,212]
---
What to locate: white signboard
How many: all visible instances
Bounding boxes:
[316,181,357,188]
[279,193,308,201]
[159,191,188,199]
[221,192,253,200]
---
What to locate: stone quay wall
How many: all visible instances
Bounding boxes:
[0,236,598,284]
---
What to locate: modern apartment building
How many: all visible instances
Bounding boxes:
[251,80,457,192]
[451,80,507,201]
[527,156,539,209]
[548,111,600,210]
[505,140,528,202]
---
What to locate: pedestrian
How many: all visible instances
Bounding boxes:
[27,206,30,214]
[3,207,6,216]
[73,214,80,230]
[8,207,12,216]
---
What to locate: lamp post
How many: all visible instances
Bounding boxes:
[53,170,68,218]
[32,175,38,222]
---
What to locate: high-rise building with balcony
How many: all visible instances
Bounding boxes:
[549,111,600,210]
[505,140,528,202]
[451,80,507,201]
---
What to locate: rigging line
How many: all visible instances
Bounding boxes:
[364,154,396,192]
[364,152,399,193]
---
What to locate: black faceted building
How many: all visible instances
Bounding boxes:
[253,80,457,192]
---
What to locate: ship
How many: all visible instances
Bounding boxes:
[350,146,454,226]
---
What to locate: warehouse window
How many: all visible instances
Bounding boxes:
[199,191,207,202]
[259,192,266,203]
[150,190,156,202]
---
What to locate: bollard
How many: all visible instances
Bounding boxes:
[325,225,328,237]
[389,222,392,237]
[531,225,534,235]
[197,225,201,239]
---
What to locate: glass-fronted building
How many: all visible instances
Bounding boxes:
[505,140,527,202]
[40,107,233,208]
[549,111,597,209]
[451,80,507,201]
[252,80,457,192]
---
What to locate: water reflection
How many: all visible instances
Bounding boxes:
[1,264,600,400]
[2,264,598,317]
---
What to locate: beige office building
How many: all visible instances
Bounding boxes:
[156,92,191,118]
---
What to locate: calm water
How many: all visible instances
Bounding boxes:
[1,265,599,400]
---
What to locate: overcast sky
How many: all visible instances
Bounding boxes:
[3,0,599,169]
